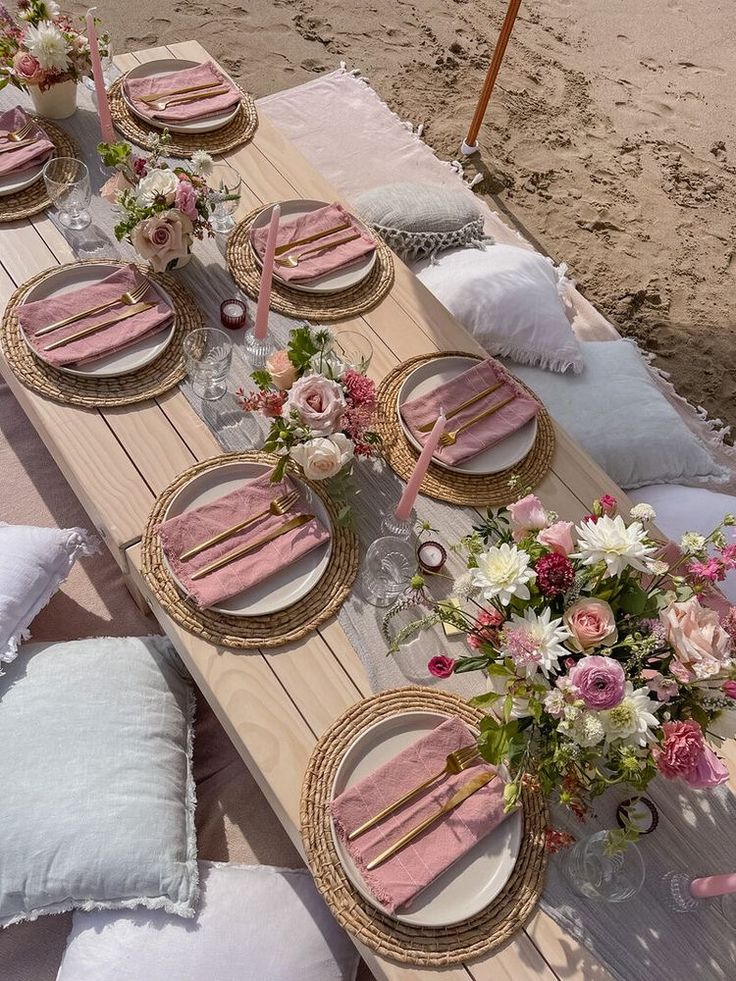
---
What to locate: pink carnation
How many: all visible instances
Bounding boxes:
[174,177,199,220]
[654,721,729,789]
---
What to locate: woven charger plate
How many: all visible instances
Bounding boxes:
[225,206,395,323]
[301,686,547,966]
[0,119,79,222]
[140,451,360,650]
[377,352,556,507]
[108,77,257,157]
[0,259,202,407]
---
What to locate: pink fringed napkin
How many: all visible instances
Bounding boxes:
[157,472,331,609]
[124,62,241,123]
[252,202,376,283]
[0,106,54,177]
[400,358,540,466]
[331,716,510,913]
[17,264,172,368]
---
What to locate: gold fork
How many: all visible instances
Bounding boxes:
[416,381,504,433]
[1,119,34,143]
[146,87,228,112]
[347,744,481,841]
[179,491,299,562]
[276,232,361,268]
[439,394,515,447]
[35,281,151,337]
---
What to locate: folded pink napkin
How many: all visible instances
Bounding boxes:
[124,62,241,123]
[17,264,173,368]
[331,716,511,913]
[157,472,331,609]
[400,358,540,466]
[252,202,376,284]
[0,106,54,177]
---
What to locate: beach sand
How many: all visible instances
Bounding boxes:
[75,0,736,434]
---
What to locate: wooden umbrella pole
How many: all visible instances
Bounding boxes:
[462,0,522,153]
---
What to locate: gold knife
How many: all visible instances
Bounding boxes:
[0,137,38,155]
[190,513,314,581]
[273,221,351,256]
[416,381,504,432]
[42,302,155,352]
[138,79,224,103]
[365,771,496,871]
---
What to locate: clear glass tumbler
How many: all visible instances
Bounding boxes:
[210,166,242,234]
[361,536,416,607]
[42,158,92,230]
[183,328,233,400]
[564,830,645,903]
[333,330,373,374]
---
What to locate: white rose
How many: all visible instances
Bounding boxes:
[290,434,354,481]
[135,168,179,207]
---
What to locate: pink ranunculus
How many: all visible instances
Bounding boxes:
[130,210,193,273]
[13,51,41,82]
[508,493,548,541]
[642,669,679,702]
[563,598,618,652]
[428,655,455,679]
[100,170,132,204]
[284,374,346,435]
[265,349,297,391]
[537,520,574,556]
[660,598,733,683]
[568,654,626,710]
[174,177,199,220]
[723,680,736,700]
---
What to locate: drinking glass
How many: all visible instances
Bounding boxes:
[361,536,416,607]
[183,328,233,400]
[210,166,242,234]
[333,330,373,374]
[564,830,645,903]
[42,158,92,230]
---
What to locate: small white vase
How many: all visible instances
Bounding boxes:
[29,79,78,119]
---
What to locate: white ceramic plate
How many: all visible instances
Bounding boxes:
[397,355,538,476]
[162,460,333,618]
[330,710,522,928]
[250,199,377,295]
[20,261,175,379]
[122,59,240,134]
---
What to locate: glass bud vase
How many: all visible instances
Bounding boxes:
[563,830,645,903]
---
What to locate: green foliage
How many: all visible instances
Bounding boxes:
[286,325,321,373]
[250,369,273,392]
[97,141,133,169]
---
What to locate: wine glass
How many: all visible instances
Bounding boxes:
[183,328,233,401]
[333,330,373,373]
[42,159,92,230]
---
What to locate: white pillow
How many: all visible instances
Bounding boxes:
[413,244,582,374]
[56,862,359,981]
[629,485,736,602]
[0,522,94,671]
[504,340,728,490]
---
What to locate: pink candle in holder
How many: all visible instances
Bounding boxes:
[85,9,114,144]
[254,204,281,341]
[395,408,446,521]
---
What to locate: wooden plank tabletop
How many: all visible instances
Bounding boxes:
[0,39,618,981]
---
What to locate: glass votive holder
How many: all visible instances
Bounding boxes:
[220,298,248,330]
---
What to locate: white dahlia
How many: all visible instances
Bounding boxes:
[572,514,657,579]
[601,683,660,746]
[24,21,70,73]
[471,542,536,606]
[500,607,571,678]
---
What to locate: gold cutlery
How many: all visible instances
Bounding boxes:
[191,513,314,581]
[416,381,504,433]
[1,119,35,143]
[139,79,223,103]
[273,221,351,256]
[348,744,481,841]
[179,491,299,562]
[146,87,228,112]
[365,771,496,871]
[0,137,38,155]
[276,233,361,268]
[35,280,150,338]
[439,394,515,447]
[43,302,155,352]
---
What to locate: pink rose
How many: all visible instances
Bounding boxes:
[265,350,297,391]
[659,598,733,683]
[568,654,626,709]
[13,51,41,82]
[428,655,455,679]
[174,177,199,220]
[130,210,193,273]
[284,374,346,435]
[508,493,548,541]
[537,520,574,555]
[654,721,729,789]
[100,171,132,204]
[563,598,618,652]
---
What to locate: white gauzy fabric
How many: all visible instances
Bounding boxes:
[505,340,728,489]
[0,522,94,670]
[413,244,583,374]
[629,484,736,601]
[0,636,198,927]
[56,862,360,981]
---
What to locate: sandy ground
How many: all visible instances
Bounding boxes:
[74,0,736,434]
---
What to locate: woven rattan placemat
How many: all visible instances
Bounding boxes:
[0,259,201,407]
[376,352,556,507]
[225,206,395,323]
[300,686,547,966]
[140,451,360,649]
[0,119,79,222]
[109,77,258,157]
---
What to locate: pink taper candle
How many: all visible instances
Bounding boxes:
[254,204,281,340]
[85,9,114,144]
[690,873,736,899]
[395,407,446,520]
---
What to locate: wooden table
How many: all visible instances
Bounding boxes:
[0,40,621,981]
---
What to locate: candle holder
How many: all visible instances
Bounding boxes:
[417,540,447,574]
[664,870,736,922]
[243,328,275,368]
[220,298,248,331]
[381,508,417,539]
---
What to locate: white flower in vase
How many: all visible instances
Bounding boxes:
[190,150,214,175]
[135,168,179,207]
[24,20,69,73]
[500,607,571,678]
[572,514,657,578]
[471,542,536,606]
[601,683,660,746]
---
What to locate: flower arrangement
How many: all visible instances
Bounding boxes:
[0,1,99,92]
[395,492,736,837]
[238,326,381,520]
[98,137,230,272]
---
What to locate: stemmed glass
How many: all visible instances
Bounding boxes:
[333,330,373,374]
[210,166,242,235]
[42,159,92,230]
[183,328,233,401]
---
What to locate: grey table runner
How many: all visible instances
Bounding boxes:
[8,80,735,981]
